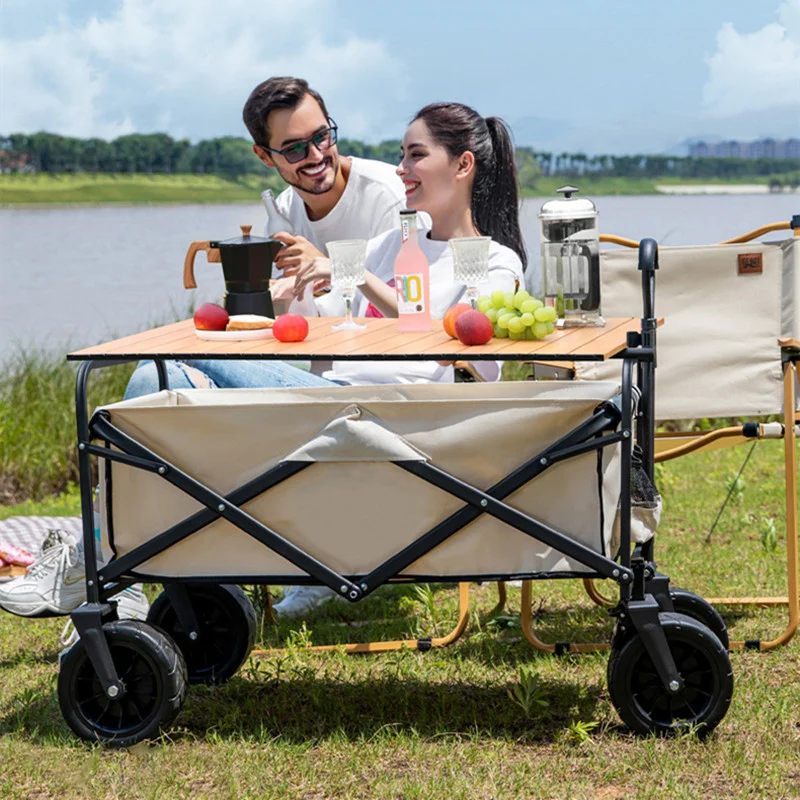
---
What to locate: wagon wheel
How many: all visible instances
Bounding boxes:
[668,587,729,651]
[147,584,257,684]
[607,612,733,737]
[58,620,187,747]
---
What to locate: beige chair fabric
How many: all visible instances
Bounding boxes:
[98,381,622,580]
[576,237,798,420]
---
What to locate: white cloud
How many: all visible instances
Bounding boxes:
[702,0,800,117]
[0,0,408,142]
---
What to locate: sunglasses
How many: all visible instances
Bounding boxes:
[262,120,338,164]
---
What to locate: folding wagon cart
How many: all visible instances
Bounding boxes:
[60,239,734,746]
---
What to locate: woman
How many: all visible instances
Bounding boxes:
[287,101,526,386]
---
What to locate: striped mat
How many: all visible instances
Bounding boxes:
[0,517,83,558]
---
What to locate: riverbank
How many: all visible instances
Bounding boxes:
[1,172,794,206]
[656,183,798,195]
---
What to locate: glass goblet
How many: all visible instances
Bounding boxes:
[327,239,368,330]
[450,236,491,308]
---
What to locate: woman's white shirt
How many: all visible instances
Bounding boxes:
[323,228,524,385]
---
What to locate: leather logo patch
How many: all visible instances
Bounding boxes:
[738,253,763,275]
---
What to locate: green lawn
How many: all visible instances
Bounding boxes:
[0,173,282,205]
[1,172,788,206]
[1,437,799,798]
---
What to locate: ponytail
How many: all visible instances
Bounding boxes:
[479,117,526,271]
[412,103,527,271]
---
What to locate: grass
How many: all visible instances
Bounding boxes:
[0,349,135,504]
[2,172,794,206]
[0,173,284,206]
[1,429,799,797]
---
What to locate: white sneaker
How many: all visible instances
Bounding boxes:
[0,529,88,616]
[58,584,150,648]
[272,585,341,618]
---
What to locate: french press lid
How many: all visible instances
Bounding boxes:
[210,225,273,248]
[538,186,598,222]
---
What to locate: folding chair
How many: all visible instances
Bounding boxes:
[523,216,800,652]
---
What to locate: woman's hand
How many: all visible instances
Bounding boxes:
[293,256,332,301]
[272,232,326,275]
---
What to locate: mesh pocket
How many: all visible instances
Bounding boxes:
[611,444,662,553]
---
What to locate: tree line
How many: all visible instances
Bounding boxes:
[1,132,798,186]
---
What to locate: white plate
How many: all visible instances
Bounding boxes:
[194,327,274,341]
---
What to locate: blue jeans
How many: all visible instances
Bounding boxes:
[124,359,336,399]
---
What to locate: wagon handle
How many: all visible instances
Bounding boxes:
[183,241,221,289]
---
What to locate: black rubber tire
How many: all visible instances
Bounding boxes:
[607,612,734,737]
[668,587,729,651]
[147,584,256,685]
[58,620,187,747]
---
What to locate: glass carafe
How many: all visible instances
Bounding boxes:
[538,187,604,327]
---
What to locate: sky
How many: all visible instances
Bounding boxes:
[0,0,798,155]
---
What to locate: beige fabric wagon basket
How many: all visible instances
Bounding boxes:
[98,380,623,580]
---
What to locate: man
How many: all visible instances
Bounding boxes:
[243,76,409,307]
[240,77,411,616]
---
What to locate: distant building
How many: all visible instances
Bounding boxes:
[0,150,31,172]
[689,137,800,159]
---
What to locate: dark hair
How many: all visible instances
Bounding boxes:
[412,102,526,270]
[243,77,330,147]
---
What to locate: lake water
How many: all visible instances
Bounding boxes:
[1,194,797,360]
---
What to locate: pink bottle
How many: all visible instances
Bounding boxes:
[393,210,431,332]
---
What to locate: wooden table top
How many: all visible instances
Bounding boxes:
[67,317,647,362]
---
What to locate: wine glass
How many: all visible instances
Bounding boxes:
[327,239,367,330]
[450,236,491,308]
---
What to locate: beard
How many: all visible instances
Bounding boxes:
[277,152,340,196]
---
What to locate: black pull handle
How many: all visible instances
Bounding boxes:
[638,238,658,321]
[637,238,659,272]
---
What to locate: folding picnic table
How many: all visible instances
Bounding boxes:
[58,239,734,747]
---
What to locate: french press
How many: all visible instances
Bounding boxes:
[538,186,603,327]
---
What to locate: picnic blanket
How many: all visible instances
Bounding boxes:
[0,516,83,559]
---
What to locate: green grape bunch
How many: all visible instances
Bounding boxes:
[476,289,556,340]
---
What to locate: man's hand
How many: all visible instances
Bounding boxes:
[293,257,332,301]
[269,276,295,316]
[272,232,326,275]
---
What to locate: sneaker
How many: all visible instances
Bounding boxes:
[0,529,88,616]
[58,584,150,648]
[115,584,150,622]
[272,585,342,618]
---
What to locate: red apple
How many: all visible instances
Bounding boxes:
[194,302,229,331]
[273,313,309,342]
[454,309,494,345]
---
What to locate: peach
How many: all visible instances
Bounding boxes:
[442,303,473,339]
[194,302,230,331]
[454,309,494,345]
[273,313,310,342]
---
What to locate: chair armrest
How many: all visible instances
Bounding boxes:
[453,361,486,383]
[523,360,576,380]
